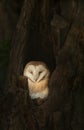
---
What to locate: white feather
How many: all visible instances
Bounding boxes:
[30,87,49,99]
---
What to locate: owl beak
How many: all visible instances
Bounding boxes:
[34,76,38,82]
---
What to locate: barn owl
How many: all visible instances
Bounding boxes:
[23,61,50,100]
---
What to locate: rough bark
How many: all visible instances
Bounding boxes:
[0,0,84,130]
[0,76,37,130]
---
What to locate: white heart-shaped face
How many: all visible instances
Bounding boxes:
[23,62,50,83]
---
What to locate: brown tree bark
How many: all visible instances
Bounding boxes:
[0,0,84,130]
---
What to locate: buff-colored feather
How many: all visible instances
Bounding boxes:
[23,61,50,99]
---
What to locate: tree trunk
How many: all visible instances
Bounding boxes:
[0,0,84,130]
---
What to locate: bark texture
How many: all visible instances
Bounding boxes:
[0,0,84,130]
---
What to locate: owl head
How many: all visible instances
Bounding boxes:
[23,61,50,83]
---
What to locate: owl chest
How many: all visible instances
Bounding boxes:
[27,78,49,99]
[28,79,48,93]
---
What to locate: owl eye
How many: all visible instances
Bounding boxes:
[29,71,33,74]
[39,71,42,74]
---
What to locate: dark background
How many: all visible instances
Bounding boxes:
[0,0,23,90]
